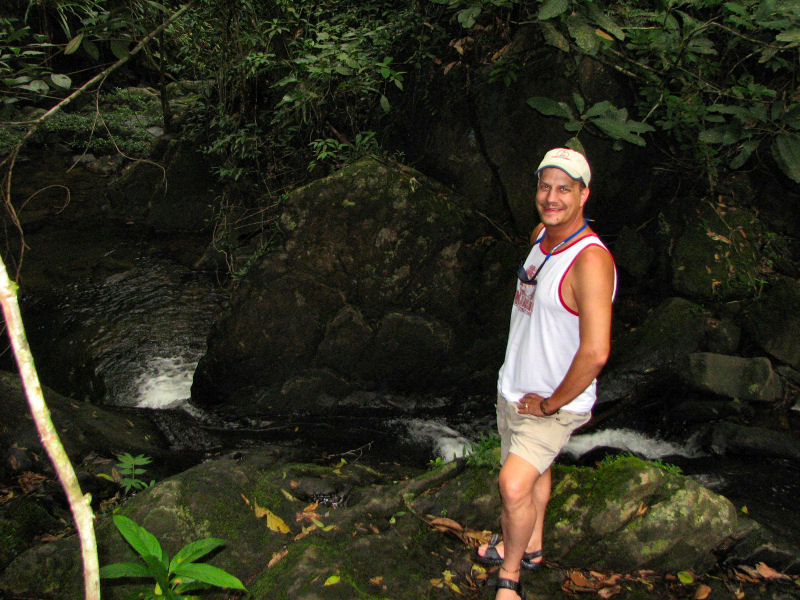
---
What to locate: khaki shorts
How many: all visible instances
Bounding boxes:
[496,394,591,474]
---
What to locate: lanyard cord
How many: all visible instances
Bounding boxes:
[523,218,590,284]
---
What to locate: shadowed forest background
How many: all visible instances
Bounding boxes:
[1,1,800,599]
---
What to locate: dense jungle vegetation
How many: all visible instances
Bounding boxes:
[2,0,800,272]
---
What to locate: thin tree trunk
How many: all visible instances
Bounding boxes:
[0,5,195,598]
[0,259,100,599]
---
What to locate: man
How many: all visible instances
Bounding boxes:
[474,147,616,600]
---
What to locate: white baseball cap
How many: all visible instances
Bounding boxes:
[536,147,591,186]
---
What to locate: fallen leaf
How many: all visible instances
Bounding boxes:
[369,576,384,586]
[756,562,789,580]
[267,548,288,568]
[241,493,251,507]
[678,571,695,584]
[281,489,297,502]
[695,583,712,599]
[428,516,463,532]
[570,570,593,589]
[324,574,340,586]
[304,501,319,512]
[369,523,380,534]
[292,524,316,541]
[598,585,622,599]
[635,501,648,516]
[254,501,290,534]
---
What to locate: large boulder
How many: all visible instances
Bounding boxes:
[546,456,737,572]
[683,353,783,402]
[1,451,765,600]
[191,158,513,413]
[599,297,713,403]
[743,277,800,369]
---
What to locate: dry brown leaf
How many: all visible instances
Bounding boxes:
[267,548,288,568]
[569,569,596,590]
[635,501,648,516]
[598,585,622,599]
[296,510,321,523]
[240,493,251,507]
[695,583,712,600]
[304,501,319,512]
[428,516,463,532]
[292,524,317,541]
[604,574,623,586]
[756,562,790,580]
[369,523,380,534]
[369,576,384,586]
[590,571,607,581]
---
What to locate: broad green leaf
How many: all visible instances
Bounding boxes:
[539,22,569,52]
[565,137,586,155]
[82,38,99,60]
[380,94,391,113]
[567,15,600,55]
[99,562,151,579]
[772,134,800,183]
[776,29,800,43]
[698,125,739,145]
[140,553,170,591]
[591,118,647,146]
[730,139,759,169]
[169,538,226,573]
[587,4,625,40]
[110,39,130,60]
[173,563,246,590]
[538,0,569,21]
[324,574,341,586]
[49,73,70,88]
[526,96,571,119]
[19,79,49,94]
[457,6,481,29]
[582,100,615,119]
[572,93,585,115]
[677,571,694,584]
[113,515,164,562]
[65,33,83,55]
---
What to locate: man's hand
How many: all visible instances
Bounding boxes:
[517,393,552,416]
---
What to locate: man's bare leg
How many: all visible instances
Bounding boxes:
[496,453,540,599]
[476,465,551,566]
[526,467,551,565]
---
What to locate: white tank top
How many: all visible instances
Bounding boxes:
[497,233,616,412]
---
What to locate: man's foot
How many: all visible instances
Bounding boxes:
[473,534,543,570]
[495,567,526,600]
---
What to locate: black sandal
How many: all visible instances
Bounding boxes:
[521,548,543,571]
[473,533,504,566]
[474,533,544,571]
[496,576,526,600]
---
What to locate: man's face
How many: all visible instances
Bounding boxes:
[535,167,589,229]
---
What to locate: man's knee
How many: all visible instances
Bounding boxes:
[498,467,536,505]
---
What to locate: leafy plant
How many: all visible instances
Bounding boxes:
[466,432,500,469]
[99,453,155,494]
[100,515,246,599]
[527,94,654,151]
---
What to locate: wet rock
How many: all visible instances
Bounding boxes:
[710,421,800,461]
[546,456,738,572]
[613,225,655,280]
[599,297,712,403]
[671,203,763,300]
[744,277,800,369]
[0,451,754,599]
[683,353,783,402]
[192,158,506,412]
